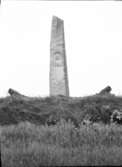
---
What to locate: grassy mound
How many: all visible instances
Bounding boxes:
[0,94,122,126]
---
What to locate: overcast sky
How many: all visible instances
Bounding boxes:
[0,1,122,97]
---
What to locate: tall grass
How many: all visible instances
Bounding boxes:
[1,121,122,166]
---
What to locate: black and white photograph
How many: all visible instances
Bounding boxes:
[0,0,122,166]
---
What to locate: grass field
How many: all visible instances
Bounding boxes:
[0,95,122,166]
[1,120,122,166]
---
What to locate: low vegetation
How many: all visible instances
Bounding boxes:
[1,94,122,166]
[0,94,122,126]
[1,121,122,166]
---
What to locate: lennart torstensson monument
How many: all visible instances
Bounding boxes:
[50,16,69,96]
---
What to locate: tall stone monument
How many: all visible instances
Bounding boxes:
[50,16,69,96]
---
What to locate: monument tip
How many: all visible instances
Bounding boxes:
[52,16,63,22]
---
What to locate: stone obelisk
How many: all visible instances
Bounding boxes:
[50,16,69,96]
